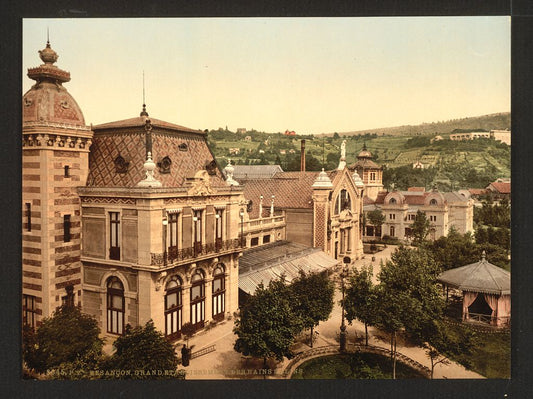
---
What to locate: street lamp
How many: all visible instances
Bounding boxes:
[340,256,351,352]
[239,208,244,247]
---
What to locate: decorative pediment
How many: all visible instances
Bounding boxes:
[187,169,214,196]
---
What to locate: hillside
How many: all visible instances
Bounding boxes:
[207,113,510,191]
[327,112,510,137]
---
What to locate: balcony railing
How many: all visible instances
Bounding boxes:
[467,312,511,326]
[243,216,285,233]
[151,238,242,266]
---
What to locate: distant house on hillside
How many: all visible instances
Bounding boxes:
[244,136,252,142]
[229,147,240,155]
[449,132,490,141]
[430,135,443,143]
[486,179,511,201]
[284,130,296,136]
[490,129,511,145]
[412,160,425,169]
[236,128,246,134]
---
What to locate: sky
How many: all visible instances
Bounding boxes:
[22,17,510,135]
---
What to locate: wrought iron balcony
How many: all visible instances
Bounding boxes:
[151,238,242,266]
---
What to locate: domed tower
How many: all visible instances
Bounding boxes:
[22,40,93,327]
[348,144,384,201]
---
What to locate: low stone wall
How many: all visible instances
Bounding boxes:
[282,344,430,379]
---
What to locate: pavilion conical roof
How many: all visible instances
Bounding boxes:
[437,252,510,295]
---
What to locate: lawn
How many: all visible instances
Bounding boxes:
[291,352,427,379]
[441,320,511,379]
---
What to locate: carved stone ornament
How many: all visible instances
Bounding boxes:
[187,170,214,196]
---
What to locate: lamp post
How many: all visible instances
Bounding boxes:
[239,208,244,248]
[340,256,351,352]
[162,216,168,266]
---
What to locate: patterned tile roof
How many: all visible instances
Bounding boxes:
[348,158,382,170]
[86,121,225,188]
[92,116,203,134]
[240,170,338,218]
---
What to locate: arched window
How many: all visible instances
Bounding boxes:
[334,189,351,214]
[190,270,205,330]
[389,198,397,204]
[429,199,438,206]
[212,265,226,321]
[165,276,182,339]
[107,277,124,335]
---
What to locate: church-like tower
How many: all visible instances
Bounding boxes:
[348,144,384,201]
[22,40,93,327]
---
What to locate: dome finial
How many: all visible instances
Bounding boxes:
[481,250,486,262]
[140,71,149,117]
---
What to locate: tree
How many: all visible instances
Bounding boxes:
[366,209,386,237]
[344,265,377,346]
[23,305,103,375]
[375,246,444,378]
[290,271,334,347]
[103,320,179,379]
[411,210,430,244]
[233,278,303,367]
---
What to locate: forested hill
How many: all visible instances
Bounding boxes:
[329,112,510,137]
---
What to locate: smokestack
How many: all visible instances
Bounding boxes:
[301,139,306,172]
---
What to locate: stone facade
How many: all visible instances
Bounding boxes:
[22,41,93,327]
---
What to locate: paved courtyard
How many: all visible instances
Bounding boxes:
[181,245,483,380]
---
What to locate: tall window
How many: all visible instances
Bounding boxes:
[389,214,396,220]
[25,203,31,232]
[215,210,223,250]
[212,265,226,321]
[193,210,203,256]
[334,189,351,215]
[190,270,205,330]
[64,165,70,177]
[168,213,178,250]
[63,215,71,242]
[22,294,36,329]
[390,226,395,237]
[370,172,376,181]
[109,212,120,260]
[106,277,124,335]
[430,215,437,222]
[165,276,182,339]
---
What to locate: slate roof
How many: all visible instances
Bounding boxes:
[231,165,284,179]
[437,256,510,295]
[86,116,226,188]
[239,241,339,294]
[240,170,338,218]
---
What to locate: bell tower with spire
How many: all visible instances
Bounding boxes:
[22,39,93,327]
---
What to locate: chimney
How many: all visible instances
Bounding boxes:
[300,139,306,172]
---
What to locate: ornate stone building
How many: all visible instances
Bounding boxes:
[22,41,246,342]
[348,144,383,201]
[22,40,93,328]
[238,153,365,261]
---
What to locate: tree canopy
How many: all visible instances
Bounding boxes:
[344,264,377,346]
[411,210,430,244]
[102,320,179,379]
[290,271,334,347]
[234,278,303,364]
[23,305,103,375]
